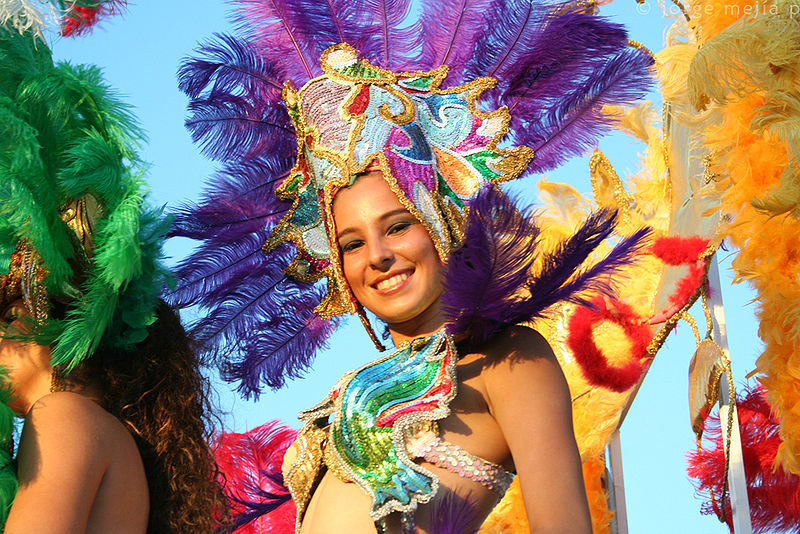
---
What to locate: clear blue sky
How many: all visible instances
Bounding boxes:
[51,2,761,532]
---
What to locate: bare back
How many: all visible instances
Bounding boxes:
[5,392,148,534]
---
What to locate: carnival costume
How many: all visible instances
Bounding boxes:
[171,0,654,531]
[0,5,168,524]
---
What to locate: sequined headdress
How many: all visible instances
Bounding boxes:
[270,43,534,320]
[171,0,654,395]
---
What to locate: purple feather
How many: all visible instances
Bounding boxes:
[182,241,335,396]
[166,233,269,307]
[498,12,628,108]
[519,46,654,173]
[356,0,419,70]
[169,178,288,241]
[458,0,554,83]
[428,491,482,534]
[184,95,294,162]
[417,0,501,73]
[178,33,286,102]
[442,187,651,345]
[233,0,322,83]
[228,470,292,531]
[216,284,340,396]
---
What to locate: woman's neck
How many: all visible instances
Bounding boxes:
[387,302,446,347]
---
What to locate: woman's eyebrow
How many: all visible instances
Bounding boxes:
[336,208,411,239]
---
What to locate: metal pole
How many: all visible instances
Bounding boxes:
[707,256,752,534]
[607,430,628,534]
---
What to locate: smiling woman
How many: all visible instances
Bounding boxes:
[170,1,654,532]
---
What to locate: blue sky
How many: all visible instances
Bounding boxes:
[51,2,761,532]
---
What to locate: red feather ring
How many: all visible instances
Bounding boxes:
[687,385,800,533]
[567,297,652,392]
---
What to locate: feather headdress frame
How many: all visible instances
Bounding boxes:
[0,23,171,369]
[267,43,535,319]
[173,0,654,395]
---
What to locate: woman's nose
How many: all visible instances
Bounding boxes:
[367,238,394,270]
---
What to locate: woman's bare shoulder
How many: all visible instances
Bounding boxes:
[477,325,557,368]
[472,325,568,408]
[23,392,134,458]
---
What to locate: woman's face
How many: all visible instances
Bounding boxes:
[0,300,52,414]
[332,172,444,338]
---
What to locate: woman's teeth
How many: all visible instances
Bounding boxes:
[376,272,409,291]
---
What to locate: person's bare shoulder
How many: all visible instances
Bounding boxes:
[21,392,135,469]
[480,325,557,368]
[476,325,568,413]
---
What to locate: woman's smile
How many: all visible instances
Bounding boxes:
[372,269,412,294]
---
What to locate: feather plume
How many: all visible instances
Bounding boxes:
[175,241,337,396]
[459,0,551,82]
[60,0,127,37]
[0,0,58,39]
[417,0,501,73]
[521,47,654,173]
[169,157,291,243]
[214,421,298,533]
[687,384,800,533]
[442,187,651,345]
[184,95,295,162]
[357,0,418,70]
[178,33,287,103]
[167,233,269,308]
[215,284,340,396]
[233,0,325,83]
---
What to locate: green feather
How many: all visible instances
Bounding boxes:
[0,369,18,523]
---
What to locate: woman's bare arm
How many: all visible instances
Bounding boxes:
[5,392,110,534]
[482,326,592,534]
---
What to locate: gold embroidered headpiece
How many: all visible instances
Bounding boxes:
[266,44,534,319]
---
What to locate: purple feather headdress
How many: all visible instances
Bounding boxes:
[170,0,654,396]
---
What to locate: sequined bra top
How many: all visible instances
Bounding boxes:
[283,330,514,532]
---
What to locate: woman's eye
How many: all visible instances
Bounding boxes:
[388,221,412,234]
[341,240,364,253]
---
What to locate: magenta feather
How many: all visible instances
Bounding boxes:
[214,421,298,532]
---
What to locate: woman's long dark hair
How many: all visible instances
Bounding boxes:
[64,300,229,533]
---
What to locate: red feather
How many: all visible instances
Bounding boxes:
[687,385,800,533]
[567,297,652,392]
[61,1,128,37]
[215,421,298,533]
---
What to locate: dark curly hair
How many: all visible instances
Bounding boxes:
[61,300,229,533]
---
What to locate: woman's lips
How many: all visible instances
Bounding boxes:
[373,270,412,294]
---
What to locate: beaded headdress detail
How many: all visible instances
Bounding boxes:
[270,43,534,318]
